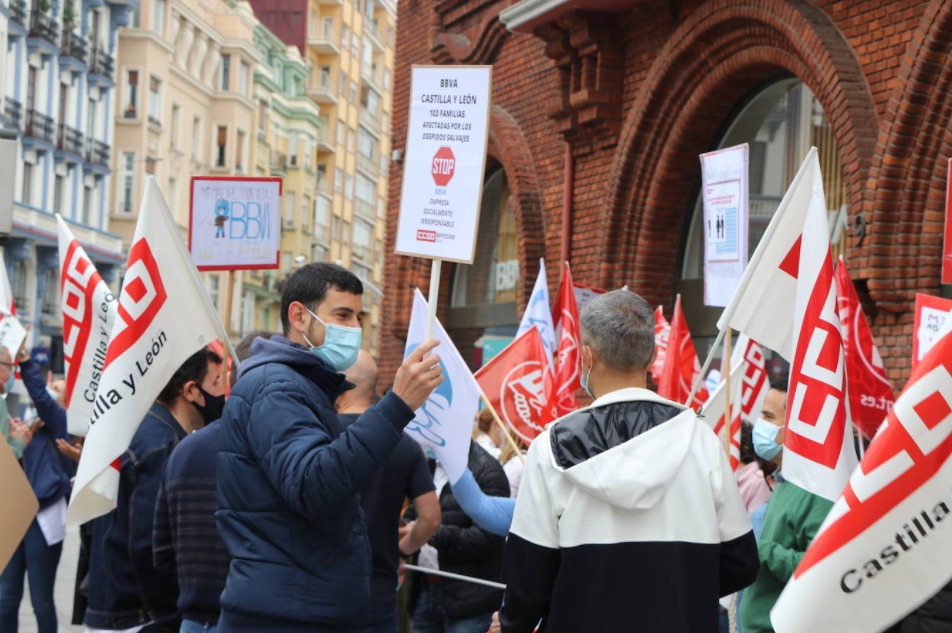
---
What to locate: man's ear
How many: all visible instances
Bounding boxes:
[287,301,308,334]
[181,380,201,404]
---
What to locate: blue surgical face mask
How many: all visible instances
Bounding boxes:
[301,306,362,372]
[753,417,783,460]
[579,347,595,400]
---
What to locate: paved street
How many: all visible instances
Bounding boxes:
[16,524,83,633]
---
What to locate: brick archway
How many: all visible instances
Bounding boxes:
[601,0,878,307]
[866,0,952,311]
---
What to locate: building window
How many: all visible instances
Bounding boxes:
[236,130,245,173]
[125,70,138,118]
[121,152,135,212]
[284,191,296,229]
[21,162,33,206]
[352,219,372,260]
[148,75,161,126]
[192,117,202,160]
[241,291,255,336]
[12,261,29,312]
[257,100,267,138]
[345,174,354,198]
[342,25,350,50]
[207,274,220,309]
[322,16,334,39]
[302,195,311,229]
[216,125,227,168]
[220,55,231,91]
[320,65,332,90]
[53,175,65,218]
[334,167,343,193]
[239,60,249,95]
[314,196,330,241]
[153,0,165,36]
[41,267,59,316]
[170,103,180,149]
[289,131,299,167]
[82,183,94,225]
[339,71,347,96]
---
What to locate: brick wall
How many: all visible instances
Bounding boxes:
[380,0,952,390]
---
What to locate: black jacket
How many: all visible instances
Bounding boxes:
[413,442,509,620]
[887,580,952,633]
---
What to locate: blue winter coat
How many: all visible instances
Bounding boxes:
[216,336,416,631]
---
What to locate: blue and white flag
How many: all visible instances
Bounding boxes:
[516,259,555,361]
[403,288,482,482]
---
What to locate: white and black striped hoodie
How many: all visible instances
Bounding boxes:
[499,388,759,633]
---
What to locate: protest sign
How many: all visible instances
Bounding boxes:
[395,65,491,264]
[700,144,749,307]
[912,293,952,372]
[0,309,26,357]
[189,177,282,271]
[0,441,37,572]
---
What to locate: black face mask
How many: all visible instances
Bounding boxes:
[193,386,226,424]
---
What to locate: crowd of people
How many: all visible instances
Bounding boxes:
[1,262,950,633]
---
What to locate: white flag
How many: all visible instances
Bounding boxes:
[718,148,823,360]
[700,361,745,469]
[68,177,226,526]
[516,258,555,361]
[772,311,952,633]
[57,215,119,436]
[403,288,481,483]
[730,333,770,422]
[719,149,855,501]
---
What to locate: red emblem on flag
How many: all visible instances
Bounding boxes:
[104,239,168,368]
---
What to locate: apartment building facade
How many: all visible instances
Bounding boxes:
[0,0,128,364]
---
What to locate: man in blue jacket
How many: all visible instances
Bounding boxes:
[216,262,444,632]
[84,347,224,633]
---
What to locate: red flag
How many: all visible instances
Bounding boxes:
[771,311,952,632]
[551,262,580,416]
[475,327,555,443]
[834,257,894,437]
[649,306,670,377]
[656,295,708,408]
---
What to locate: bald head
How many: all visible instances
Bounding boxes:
[337,350,379,414]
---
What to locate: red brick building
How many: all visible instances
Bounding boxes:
[380,0,952,388]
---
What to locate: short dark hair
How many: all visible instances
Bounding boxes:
[770,375,789,393]
[231,330,275,387]
[157,347,221,404]
[280,263,362,335]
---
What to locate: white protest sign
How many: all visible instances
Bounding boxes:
[912,293,952,371]
[395,65,492,264]
[700,144,749,307]
[189,177,282,271]
[0,309,26,357]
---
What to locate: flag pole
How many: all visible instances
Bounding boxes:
[722,329,733,456]
[478,392,526,464]
[425,259,442,341]
[686,328,725,407]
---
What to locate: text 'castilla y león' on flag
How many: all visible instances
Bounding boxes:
[771,310,952,633]
[718,147,855,503]
[57,214,118,437]
[402,288,481,484]
[67,177,227,526]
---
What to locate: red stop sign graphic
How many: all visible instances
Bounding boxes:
[431,146,455,187]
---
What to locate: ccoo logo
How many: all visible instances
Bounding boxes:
[104,239,168,368]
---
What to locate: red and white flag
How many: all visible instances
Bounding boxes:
[772,312,952,633]
[730,333,770,421]
[551,262,580,416]
[719,148,856,501]
[57,215,118,436]
[475,326,555,443]
[657,294,708,409]
[834,256,894,438]
[649,306,671,378]
[0,247,26,395]
[68,177,227,526]
[700,362,745,469]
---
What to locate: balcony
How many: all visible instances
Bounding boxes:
[307,79,337,105]
[3,98,22,130]
[89,46,114,77]
[24,109,55,144]
[56,123,84,158]
[356,152,377,178]
[307,27,340,55]
[61,30,88,65]
[85,138,110,168]
[28,11,58,44]
[359,107,379,133]
[365,19,384,52]
[354,197,375,222]
[270,151,287,173]
[315,127,335,153]
[9,0,26,27]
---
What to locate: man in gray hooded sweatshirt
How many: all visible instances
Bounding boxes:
[498,290,759,633]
